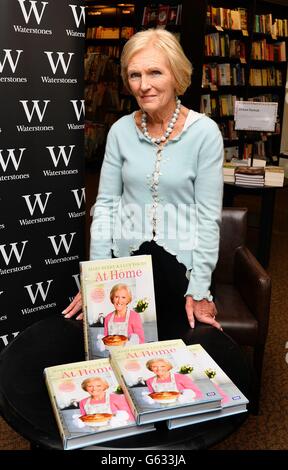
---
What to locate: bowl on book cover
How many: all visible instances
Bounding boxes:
[102,335,128,351]
[148,391,180,404]
[80,413,113,427]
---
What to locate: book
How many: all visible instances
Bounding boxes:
[264,165,284,186]
[44,358,155,450]
[110,339,222,426]
[167,344,249,429]
[80,255,158,360]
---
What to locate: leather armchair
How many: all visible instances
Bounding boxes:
[213,207,271,414]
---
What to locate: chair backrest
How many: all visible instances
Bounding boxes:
[213,207,248,283]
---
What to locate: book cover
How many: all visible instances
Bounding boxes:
[110,340,222,426]
[80,255,158,360]
[167,344,249,429]
[44,358,155,450]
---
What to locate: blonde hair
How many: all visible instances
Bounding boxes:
[121,28,192,96]
[81,377,109,392]
[146,358,173,372]
[110,283,132,304]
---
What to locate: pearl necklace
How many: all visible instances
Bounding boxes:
[141,98,181,145]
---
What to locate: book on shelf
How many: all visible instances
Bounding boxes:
[223,162,235,183]
[265,165,284,187]
[167,344,249,429]
[80,255,158,360]
[110,339,222,426]
[44,358,155,450]
[235,166,265,186]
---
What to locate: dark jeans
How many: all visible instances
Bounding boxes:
[131,241,189,341]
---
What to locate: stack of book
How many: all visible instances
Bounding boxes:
[264,166,285,186]
[44,256,248,450]
[235,166,265,186]
[44,340,248,450]
[223,163,235,182]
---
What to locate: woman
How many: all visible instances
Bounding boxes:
[145,358,203,399]
[63,29,223,337]
[104,283,145,344]
[79,376,134,421]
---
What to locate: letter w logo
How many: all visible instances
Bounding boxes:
[18,0,48,24]
[0,241,28,266]
[0,148,26,172]
[20,100,50,123]
[22,192,52,216]
[44,52,74,75]
[0,49,23,73]
[70,100,85,121]
[71,188,85,209]
[48,233,76,255]
[46,145,75,167]
[69,4,85,27]
[24,280,53,304]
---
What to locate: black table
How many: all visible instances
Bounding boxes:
[223,180,288,268]
[0,316,252,450]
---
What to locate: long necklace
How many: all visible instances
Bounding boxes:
[141,97,181,145]
[143,98,181,239]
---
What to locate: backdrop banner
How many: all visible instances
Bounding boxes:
[0,0,86,349]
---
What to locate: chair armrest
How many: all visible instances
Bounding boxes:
[234,246,271,344]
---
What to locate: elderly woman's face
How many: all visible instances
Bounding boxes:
[127,45,176,115]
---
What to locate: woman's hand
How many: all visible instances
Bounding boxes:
[185,296,222,330]
[62,291,83,320]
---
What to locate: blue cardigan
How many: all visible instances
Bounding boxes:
[90,110,224,301]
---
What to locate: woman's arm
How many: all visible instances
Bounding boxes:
[185,118,224,329]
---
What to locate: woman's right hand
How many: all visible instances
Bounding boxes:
[62,291,83,320]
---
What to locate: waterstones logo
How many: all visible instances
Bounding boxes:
[18,0,48,24]
[45,233,79,265]
[23,192,52,215]
[0,49,27,84]
[68,188,86,218]
[20,192,55,225]
[0,49,23,73]
[44,52,74,74]
[0,331,19,347]
[72,273,80,290]
[0,241,28,266]
[24,280,53,304]
[14,1,52,35]
[66,4,85,37]
[0,241,32,275]
[0,148,30,182]
[43,145,78,176]
[42,51,77,84]
[68,100,85,129]
[17,100,54,132]
[22,280,57,316]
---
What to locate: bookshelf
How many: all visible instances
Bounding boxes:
[196,0,288,164]
[83,0,288,168]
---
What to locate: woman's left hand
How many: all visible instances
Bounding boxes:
[185,296,222,330]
